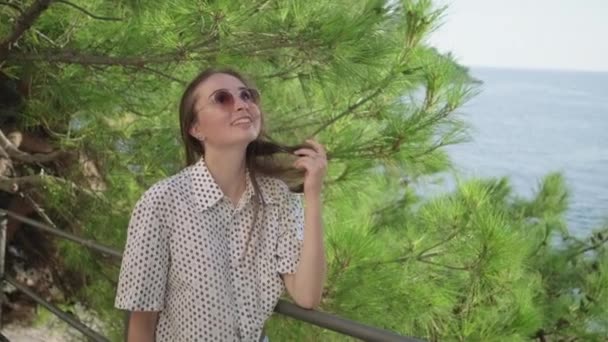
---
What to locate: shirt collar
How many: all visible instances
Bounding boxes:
[186,157,278,212]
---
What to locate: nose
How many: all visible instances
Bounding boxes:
[233,94,249,112]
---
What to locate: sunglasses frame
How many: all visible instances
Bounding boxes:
[209,88,260,112]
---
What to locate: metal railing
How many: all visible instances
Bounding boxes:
[0,209,422,342]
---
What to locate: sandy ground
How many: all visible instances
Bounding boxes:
[1,303,107,342]
[2,324,77,342]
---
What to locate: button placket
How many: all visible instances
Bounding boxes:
[224,200,248,340]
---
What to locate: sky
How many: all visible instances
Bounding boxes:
[427,0,608,72]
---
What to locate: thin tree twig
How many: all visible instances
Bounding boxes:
[1,174,103,200]
[54,0,122,21]
[416,258,471,271]
[250,0,273,14]
[353,247,462,271]
[23,191,119,267]
[406,139,454,159]
[8,49,187,66]
[0,174,65,191]
[0,175,48,192]
[311,99,370,136]
[260,60,305,79]
[310,83,387,136]
[309,65,424,136]
[0,130,67,163]
[325,165,349,185]
[0,143,10,159]
[271,106,333,128]
[0,0,53,62]
[22,192,57,228]
[275,118,327,132]
[32,28,60,47]
[6,39,321,67]
[415,228,460,258]
[133,65,187,85]
[569,234,608,258]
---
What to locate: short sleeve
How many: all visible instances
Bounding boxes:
[275,191,305,274]
[115,187,170,311]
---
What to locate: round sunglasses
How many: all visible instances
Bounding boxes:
[209,88,260,111]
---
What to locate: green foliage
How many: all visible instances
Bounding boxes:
[2,0,606,341]
[273,173,606,341]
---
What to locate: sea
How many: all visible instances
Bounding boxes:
[423,67,608,237]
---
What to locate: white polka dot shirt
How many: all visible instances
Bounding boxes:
[115,158,305,341]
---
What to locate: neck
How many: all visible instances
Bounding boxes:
[202,145,248,202]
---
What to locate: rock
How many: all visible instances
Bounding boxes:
[2,302,108,342]
[1,324,74,342]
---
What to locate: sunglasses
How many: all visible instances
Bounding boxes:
[209,88,260,111]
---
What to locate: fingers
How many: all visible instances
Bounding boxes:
[294,156,327,172]
[293,156,315,170]
[293,139,328,175]
[293,148,317,158]
[294,139,326,158]
[305,139,326,157]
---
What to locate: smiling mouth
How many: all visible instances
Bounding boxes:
[232,117,253,125]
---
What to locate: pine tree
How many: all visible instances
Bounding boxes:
[1,1,605,341]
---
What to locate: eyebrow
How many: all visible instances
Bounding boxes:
[208,87,248,99]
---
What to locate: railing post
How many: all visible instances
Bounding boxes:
[0,209,422,341]
[0,211,7,329]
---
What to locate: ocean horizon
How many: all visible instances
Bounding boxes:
[422,66,608,236]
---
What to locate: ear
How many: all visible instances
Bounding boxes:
[189,125,206,142]
[189,124,199,139]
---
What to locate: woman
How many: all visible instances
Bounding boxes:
[114,68,327,341]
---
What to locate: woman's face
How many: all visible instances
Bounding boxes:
[189,73,262,149]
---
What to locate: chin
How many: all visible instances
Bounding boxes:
[245,127,261,142]
[223,126,260,146]
[233,133,259,147]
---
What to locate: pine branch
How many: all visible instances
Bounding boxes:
[0,174,102,200]
[310,84,386,137]
[411,104,457,133]
[23,191,57,228]
[405,137,453,159]
[309,65,423,136]
[568,232,608,258]
[271,106,335,129]
[32,28,60,47]
[0,0,53,62]
[54,0,122,21]
[133,65,187,85]
[23,192,119,270]
[260,60,306,79]
[0,175,49,192]
[8,48,191,66]
[6,39,308,66]
[415,228,460,258]
[0,144,10,159]
[275,118,326,132]
[0,130,66,163]
[323,238,352,299]
[249,0,273,14]
[353,248,471,272]
[417,258,471,271]
[0,1,24,14]
[325,165,349,185]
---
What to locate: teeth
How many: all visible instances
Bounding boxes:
[233,118,252,125]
